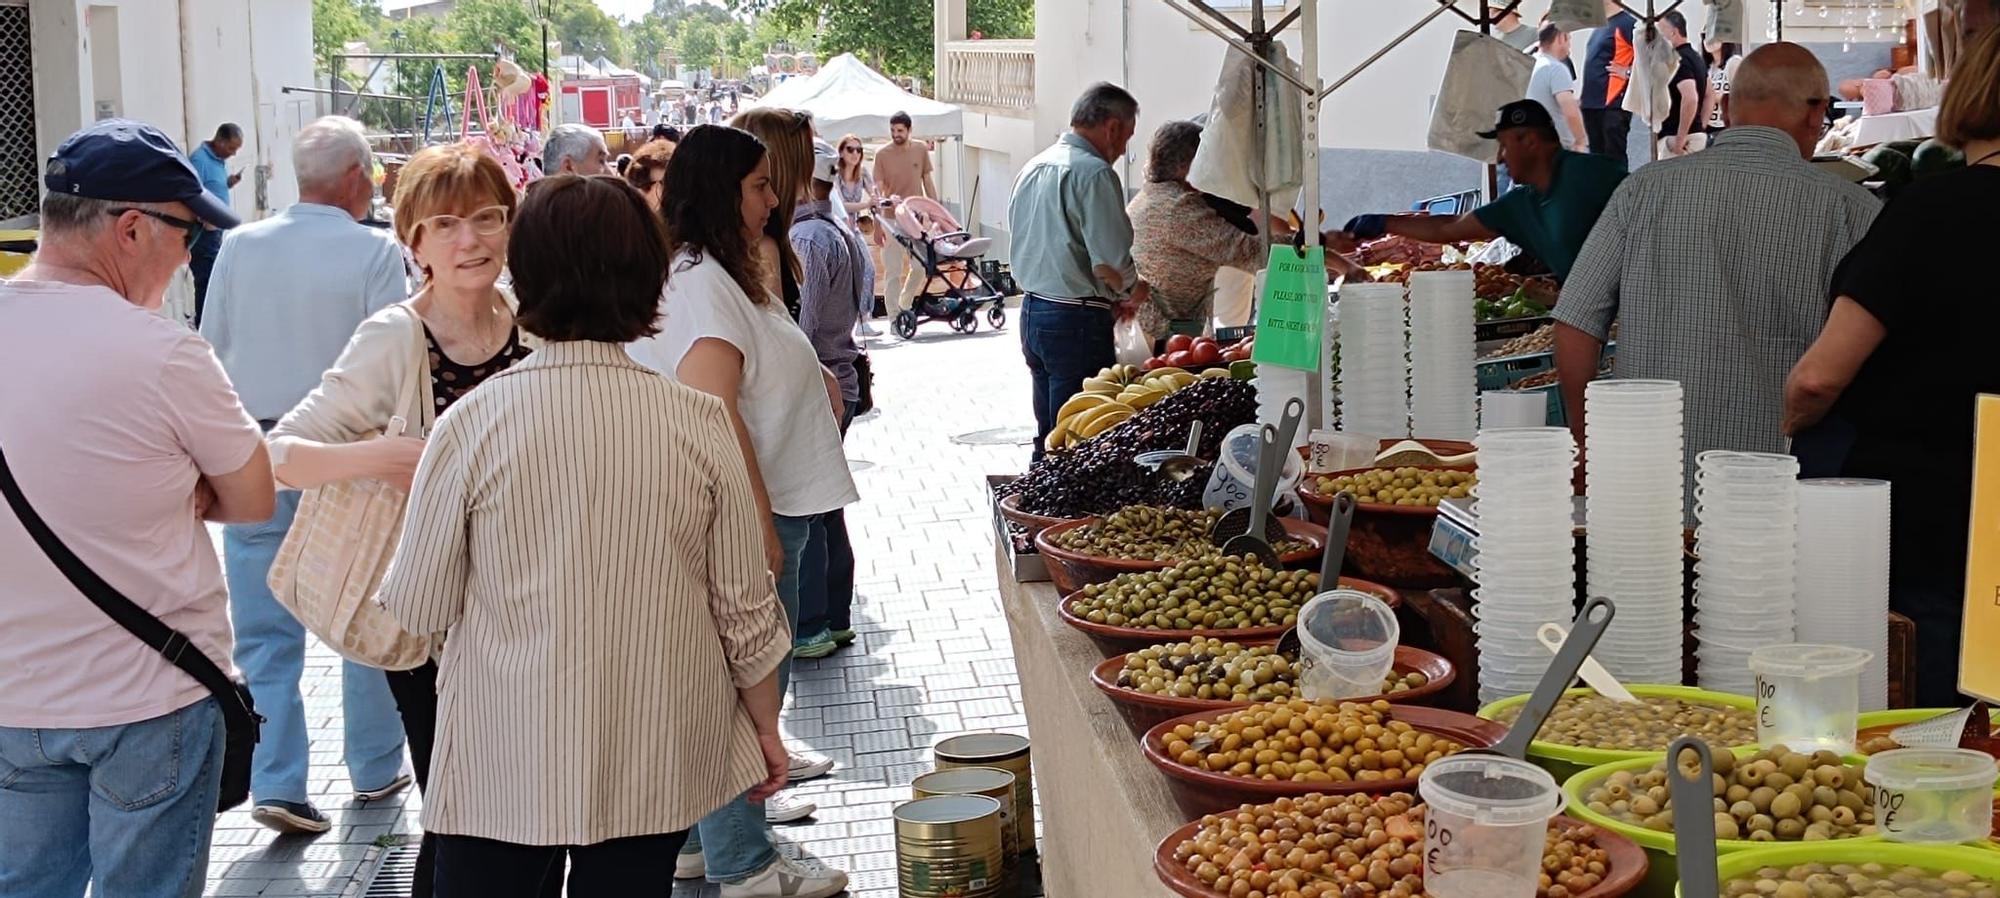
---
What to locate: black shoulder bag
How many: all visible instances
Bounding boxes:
[0,446,261,812]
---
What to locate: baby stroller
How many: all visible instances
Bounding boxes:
[884,196,1008,339]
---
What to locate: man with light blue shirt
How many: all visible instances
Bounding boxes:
[187,123,242,325]
[1008,82,1151,458]
[198,116,412,836]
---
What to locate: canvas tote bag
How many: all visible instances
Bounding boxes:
[266,305,435,670]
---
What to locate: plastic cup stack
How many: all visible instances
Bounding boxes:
[1336,283,1410,437]
[1794,479,1893,711]
[1470,427,1580,705]
[1692,451,1800,694]
[1407,271,1477,440]
[1582,379,1685,686]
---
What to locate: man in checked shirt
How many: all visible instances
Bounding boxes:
[1552,43,1880,509]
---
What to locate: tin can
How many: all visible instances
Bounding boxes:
[912,766,1019,859]
[893,794,1005,898]
[933,733,1034,855]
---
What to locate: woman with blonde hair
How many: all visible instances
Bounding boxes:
[1784,24,2000,709]
[268,142,532,897]
[627,124,852,898]
[729,107,815,317]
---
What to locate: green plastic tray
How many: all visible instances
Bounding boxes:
[1681,841,2000,896]
[1562,753,1882,856]
[1478,685,1757,771]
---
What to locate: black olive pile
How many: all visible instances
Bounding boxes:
[1002,378,1258,519]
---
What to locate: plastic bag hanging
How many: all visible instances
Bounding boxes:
[1188,43,1304,213]
[1704,0,1746,43]
[1427,31,1536,163]
[1549,0,1608,32]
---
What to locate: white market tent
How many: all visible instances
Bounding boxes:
[750,52,963,139]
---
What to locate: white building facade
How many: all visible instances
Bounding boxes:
[4,0,315,226]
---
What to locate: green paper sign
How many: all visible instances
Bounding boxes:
[1251,245,1327,372]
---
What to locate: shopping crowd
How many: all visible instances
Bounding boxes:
[0,99,905,897]
[1007,15,2000,709]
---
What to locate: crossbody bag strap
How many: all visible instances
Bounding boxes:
[0,445,251,719]
[397,303,436,436]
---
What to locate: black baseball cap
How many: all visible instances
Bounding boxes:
[44,119,239,229]
[1477,100,1560,140]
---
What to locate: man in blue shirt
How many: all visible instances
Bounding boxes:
[1334,101,1626,282]
[198,116,411,835]
[186,122,243,325]
[1007,82,1150,457]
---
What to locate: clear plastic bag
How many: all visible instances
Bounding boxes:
[1113,315,1153,367]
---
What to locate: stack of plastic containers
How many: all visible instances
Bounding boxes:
[1794,478,1893,711]
[1582,379,1685,685]
[1336,282,1410,437]
[1407,270,1477,440]
[1692,451,1800,694]
[1470,427,1580,705]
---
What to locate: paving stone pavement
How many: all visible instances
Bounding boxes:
[203,314,1040,898]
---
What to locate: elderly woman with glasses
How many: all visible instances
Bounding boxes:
[267,141,535,898]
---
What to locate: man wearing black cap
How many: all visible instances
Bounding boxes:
[0,119,271,896]
[1332,100,1626,281]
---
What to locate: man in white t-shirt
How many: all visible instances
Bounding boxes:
[0,119,273,898]
[1529,23,1590,153]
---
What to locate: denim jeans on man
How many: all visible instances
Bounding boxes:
[681,513,813,881]
[0,696,224,898]
[1021,296,1115,460]
[189,228,223,328]
[798,410,856,638]
[224,490,407,804]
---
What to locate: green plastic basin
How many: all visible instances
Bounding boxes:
[1680,841,2000,896]
[1477,685,1757,786]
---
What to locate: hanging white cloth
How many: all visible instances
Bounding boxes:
[1703,0,1746,43]
[1427,31,1535,164]
[1188,43,1305,213]
[1623,27,1678,132]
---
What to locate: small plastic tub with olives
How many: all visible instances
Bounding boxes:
[1477,685,1758,785]
[1685,841,2000,898]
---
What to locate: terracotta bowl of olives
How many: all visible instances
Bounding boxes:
[1034,511,1326,596]
[1152,796,1649,898]
[996,492,1082,542]
[1056,563,1400,649]
[1090,641,1455,730]
[1139,700,1505,813]
[1297,465,1477,589]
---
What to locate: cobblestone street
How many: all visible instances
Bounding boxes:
[201,314,1038,898]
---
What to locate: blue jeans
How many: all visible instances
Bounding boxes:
[680,513,814,882]
[798,411,856,636]
[1021,296,1115,460]
[190,229,222,327]
[0,697,225,898]
[224,490,407,804]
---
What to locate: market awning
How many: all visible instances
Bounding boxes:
[749,52,963,139]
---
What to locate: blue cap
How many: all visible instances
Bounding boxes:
[44,119,239,229]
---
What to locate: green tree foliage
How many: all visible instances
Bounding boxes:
[551,0,627,62]
[311,0,378,74]
[443,0,541,59]
[728,0,1032,83]
[679,17,722,71]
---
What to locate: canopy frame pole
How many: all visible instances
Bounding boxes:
[1162,0,1317,96]
[1318,2,1455,101]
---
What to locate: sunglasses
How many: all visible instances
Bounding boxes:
[107,207,203,250]
[841,145,862,154]
[415,205,511,242]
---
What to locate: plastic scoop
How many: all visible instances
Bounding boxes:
[1135,420,1204,481]
[1481,597,1615,760]
[1279,491,1356,657]
[1537,622,1639,704]
[1214,397,1304,562]
[1375,439,1476,468]
[1667,736,1720,898]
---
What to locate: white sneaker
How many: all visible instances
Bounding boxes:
[353,772,413,803]
[763,793,817,824]
[786,752,835,783]
[718,854,848,898]
[674,850,706,880]
[855,322,881,337]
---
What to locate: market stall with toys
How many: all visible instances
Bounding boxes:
[962,1,2000,896]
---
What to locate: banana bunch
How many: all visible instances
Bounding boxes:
[1044,364,1205,451]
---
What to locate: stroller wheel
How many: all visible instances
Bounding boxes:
[986,306,1007,329]
[957,309,978,333]
[892,310,918,340]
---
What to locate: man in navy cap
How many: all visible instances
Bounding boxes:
[1331,100,1627,281]
[0,119,270,897]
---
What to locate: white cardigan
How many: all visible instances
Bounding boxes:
[270,296,535,480]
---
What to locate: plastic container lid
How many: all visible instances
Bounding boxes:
[893,794,1004,825]
[1417,754,1565,825]
[1747,644,1872,679]
[1864,748,2000,793]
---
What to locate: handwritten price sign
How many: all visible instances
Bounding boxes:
[1251,246,1328,372]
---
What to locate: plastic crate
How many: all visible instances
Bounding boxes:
[1475,315,1552,342]
[1475,352,1555,391]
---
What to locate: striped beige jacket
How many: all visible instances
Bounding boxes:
[380,340,789,845]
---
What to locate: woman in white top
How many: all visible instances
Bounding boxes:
[626,125,855,898]
[268,143,534,898]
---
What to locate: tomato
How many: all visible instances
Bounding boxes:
[1193,336,1218,352]
[1165,334,1195,354]
[1191,342,1222,366]
[1142,356,1164,371]
[1165,350,1196,368]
